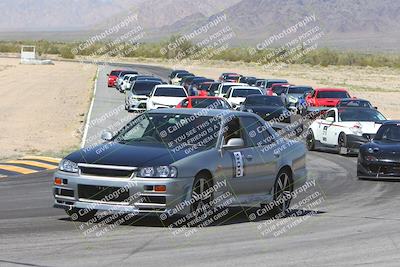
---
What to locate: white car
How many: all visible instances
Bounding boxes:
[125,80,162,112]
[147,85,188,110]
[120,74,138,92]
[115,71,138,91]
[215,82,248,97]
[225,86,262,109]
[306,107,387,154]
[171,72,194,85]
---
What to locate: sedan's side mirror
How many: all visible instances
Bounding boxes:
[374,106,378,110]
[326,117,335,123]
[223,138,244,148]
[101,131,113,141]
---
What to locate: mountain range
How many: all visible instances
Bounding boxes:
[0,0,399,51]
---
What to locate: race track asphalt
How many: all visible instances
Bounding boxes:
[1,63,400,267]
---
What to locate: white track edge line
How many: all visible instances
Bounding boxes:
[81,67,99,148]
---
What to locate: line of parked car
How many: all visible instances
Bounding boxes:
[108,68,400,180]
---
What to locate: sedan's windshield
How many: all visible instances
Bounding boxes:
[114,113,221,149]
[338,109,386,122]
[132,82,161,96]
[375,124,400,142]
[338,100,373,108]
[272,86,287,95]
[222,85,236,94]
[232,89,261,97]
[191,98,230,109]
[154,88,187,97]
[288,87,312,94]
[317,91,349,98]
[246,96,284,107]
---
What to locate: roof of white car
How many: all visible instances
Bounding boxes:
[221,82,248,86]
[123,74,137,78]
[230,86,260,90]
[154,84,185,89]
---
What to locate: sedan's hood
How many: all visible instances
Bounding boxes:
[288,93,304,100]
[315,98,340,107]
[247,105,286,113]
[341,121,383,134]
[369,140,400,161]
[229,97,246,105]
[372,140,400,151]
[66,142,199,167]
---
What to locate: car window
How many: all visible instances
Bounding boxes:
[154,88,187,97]
[376,124,400,141]
[325,110,336,121]
[240,116,273,147]
[317,91,349,98]
[338,109,386,122]
[120,117,150,141]
[232,89,261,97]
[181,99,189,108]
[223,117,246,145]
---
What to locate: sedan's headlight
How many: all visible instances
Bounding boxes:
[59,159,78,173]
[137,166,177,178]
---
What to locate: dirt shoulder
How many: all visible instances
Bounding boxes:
[0,57,96,160]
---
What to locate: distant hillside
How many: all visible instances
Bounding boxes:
[0,0,239,31]
[0,0,399,51]
[150,0,400,51]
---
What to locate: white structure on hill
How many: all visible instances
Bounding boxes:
[20,46,53,65]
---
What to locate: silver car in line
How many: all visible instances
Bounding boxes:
[53,109,307,221]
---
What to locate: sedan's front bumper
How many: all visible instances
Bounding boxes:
[53,170,195,216]
[357,159,400,180]
[126,100,147,111]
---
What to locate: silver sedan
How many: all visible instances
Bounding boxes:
[53,108,307,221]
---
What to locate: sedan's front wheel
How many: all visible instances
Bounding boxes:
[190,176,213,224]
[271,170,293,216]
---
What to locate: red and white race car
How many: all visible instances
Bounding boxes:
[306,107,387,155]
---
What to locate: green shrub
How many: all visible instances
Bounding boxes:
[59,46,75,59]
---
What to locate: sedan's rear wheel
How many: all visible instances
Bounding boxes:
[306,130,315,151]
[338,132,348,155]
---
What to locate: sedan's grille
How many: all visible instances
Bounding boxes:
[78,164,136,178]
[80,167,133,178]
[78,185,129,202]
[141,196,166,205]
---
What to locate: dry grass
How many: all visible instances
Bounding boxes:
[0,58,97,160]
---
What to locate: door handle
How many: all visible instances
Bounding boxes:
[274,152,280,158]
[245,155,253,160]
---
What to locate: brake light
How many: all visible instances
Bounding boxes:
[54,177,62,185]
